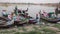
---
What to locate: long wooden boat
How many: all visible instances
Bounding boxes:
[0,16,29,27]
[40,15,60,23]
[0,16,14,27]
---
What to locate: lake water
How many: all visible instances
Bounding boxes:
[0,5,56,18]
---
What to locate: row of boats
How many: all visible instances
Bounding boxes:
[0,6,60,27]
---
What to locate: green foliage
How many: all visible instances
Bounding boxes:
[15,32,20,34]
[33,26,39,30]
[22,27,27,31]
[0,30,16,34]
[0,24,59,34]
[40,27,56,34]
[53,24,60,29]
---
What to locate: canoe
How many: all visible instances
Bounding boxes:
[0,16,14,27]
[40,15,60,23]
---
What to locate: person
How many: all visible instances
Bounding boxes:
[14,6,18,15]
[8,12,14,20]
[36,14,40,24]
[51,13,56,18]
[36,14,39,19]
[16,14,20,21]
[2,10,8,17]
[55,7,58,16]
[13,13,16,21]
[7,12,14,25]
[43,11,48,17]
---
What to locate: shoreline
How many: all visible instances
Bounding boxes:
[0,3,59,6]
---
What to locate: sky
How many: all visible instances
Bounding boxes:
[0,0,60,3]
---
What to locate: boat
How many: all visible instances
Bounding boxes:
[0,16,14,27]
[40,16,60,23]
[14,6,37,25]
[40,12,60,23]
[14,7,29,25]
[39,7,60,23]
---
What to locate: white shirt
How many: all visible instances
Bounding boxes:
[2,12,6,15]
[8,14,12,20]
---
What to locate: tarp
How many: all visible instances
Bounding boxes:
[48,12,54,14]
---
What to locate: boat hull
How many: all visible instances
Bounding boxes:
[40,17,60,23]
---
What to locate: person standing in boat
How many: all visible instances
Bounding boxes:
[7,12,14,25]
[51,12,56,18]
[43,11,48,18]
[16,14,20,21]
[55,7,58,17]
[14,6,18,15]
[8,12,14,20]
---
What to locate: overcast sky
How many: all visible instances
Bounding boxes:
[0,0,60,3]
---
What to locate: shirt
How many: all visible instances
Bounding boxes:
[8,15,12,20]
[2,12,7,15]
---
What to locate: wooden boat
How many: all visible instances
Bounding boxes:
[0,12,29,27]
[39,7,60,23]
[0,16,29,27]
[14,18,29,25]
[0,16,14,27]
[40,15,60,23]
[14,6,29,25]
